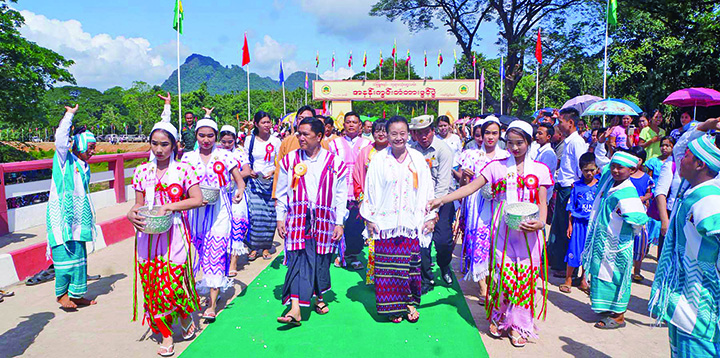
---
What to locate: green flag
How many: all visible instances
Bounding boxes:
[173,0,184,34]
[607,0,617,28]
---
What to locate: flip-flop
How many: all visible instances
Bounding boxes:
[201,310,217,321]
[314,302,329,315]
[158,344,174,357]
[509,334,527,348]
[406,310,419,323]
[559,284,572,294]
[350,261,364,270]
[181,320,196,340]
[228,270,238,278]
[277,315,302,326]
[578,285,591,296]
[248,252,258,261]
[595,316,626,329]
[87,274,101,281]
[389,315,403,323]
[0,290,14,298]
[26,270,54,286]
[488,321,502,338]
[262,253,272,260]
[477,296,486,306]
[632,274,644,283]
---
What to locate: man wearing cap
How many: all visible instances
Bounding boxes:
[548,107,588,278]
[46,104,98,309]
[581,151,649,330]
[180,110,197,151]
[650,119,720,357]
[410,115,455,292]
[328,111,371,270]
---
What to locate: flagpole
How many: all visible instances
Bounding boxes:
[282,61,287,116]
[407,57,410,79]
[500,56,504,116]
[176,27,182,132]
[602,0,610,126]
[305,69,308,105]
[246,63,250,122]
[535,62,539,112]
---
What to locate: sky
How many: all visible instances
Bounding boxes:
[14,0,502,91]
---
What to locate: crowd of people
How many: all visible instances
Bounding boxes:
[44,93,720,357]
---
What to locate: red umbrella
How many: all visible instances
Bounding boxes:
[663,88,720,119]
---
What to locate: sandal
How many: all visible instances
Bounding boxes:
[488,321,502,338]
[158,344,174,357]
[578,285,591,296]
[201,309,217,322]
[594,316,626,329]
[389,315,403,323]
[228,270,238,278]
[509,334,527,348]
[181,320,196,340]
[406,309,419,323]
[0,290,14,298]
[333,257,343,268]
[477,296,486,306]
[277,315,302,326]
[262,252,272,260]
[350,261,364,270]
[559,284,572,294]
[26,270,54,286]
[314,302,329,315]
[632,274,644,283]
[248,251,258,262]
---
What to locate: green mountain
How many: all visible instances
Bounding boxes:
[160,54,320,95]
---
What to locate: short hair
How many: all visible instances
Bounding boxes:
[579,152,596,169]
[591,117,602,125]
[538,122,554,137]
[559,107,580,124]
[184,111,195,118]
[385,115,409,132]
[629,145,647,163]
[372,119,387,133]
[344,111,360,121]
[297,117,324,137]
[435,115,451,127]
[296,105,316,117]
[661,135,675,145]
[322,116,334,127]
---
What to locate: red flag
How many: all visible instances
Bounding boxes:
[535,28,542,64]
[242,33,251,66]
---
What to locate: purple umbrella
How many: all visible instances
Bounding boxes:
[663,87,720,119]
[561,95,602,115]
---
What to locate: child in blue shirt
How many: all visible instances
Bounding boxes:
[562,152,599,294]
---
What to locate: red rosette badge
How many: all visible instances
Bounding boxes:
[213,161,227,186]
[524,174,539,203]
[264,143,275,161]
[167,183,183,202]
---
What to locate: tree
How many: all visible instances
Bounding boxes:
[370,0,588,115]
[0,0,75,125]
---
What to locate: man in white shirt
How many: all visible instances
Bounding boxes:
[409,115,456,292]
[328,112,372,270]
[548,108,588,277]
[531,122,558,216]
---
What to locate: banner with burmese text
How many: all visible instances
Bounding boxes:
[313,80,479,101]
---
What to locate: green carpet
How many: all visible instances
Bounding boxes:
[180,250,488,357]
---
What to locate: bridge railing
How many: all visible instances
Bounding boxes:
[0,152,149,236]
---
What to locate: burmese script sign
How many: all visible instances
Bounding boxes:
[313,80,479,101]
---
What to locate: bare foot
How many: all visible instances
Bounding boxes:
[57,294,77,309]
[70,297,97,306]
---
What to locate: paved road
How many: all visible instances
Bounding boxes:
[0,235,669,357]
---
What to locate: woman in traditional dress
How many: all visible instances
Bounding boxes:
[46,104,98,310]
[352,119,388,285]
[181,114,245,321]
[361,116,436,323]
[218,125,251,277]
[275,117,347,325]
[127,98,204,356]
[429,121,552,347]
[456,117,509,304]
[244,111,282,261]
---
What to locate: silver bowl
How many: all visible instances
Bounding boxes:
[138,206,172,234]
[200,185,221,205]
[479,183,493,199]
[504,202,540,230]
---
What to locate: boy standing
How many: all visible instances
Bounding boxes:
[582,151,649,329]
[561,152,598,294]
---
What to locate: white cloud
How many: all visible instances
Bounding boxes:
[251,35,301,77]
[18,10,182,90]
[321,67,356,80]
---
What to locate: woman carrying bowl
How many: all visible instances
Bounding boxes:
[428,120,553,348]
[181,109,245,322]
[127,93,205,357]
